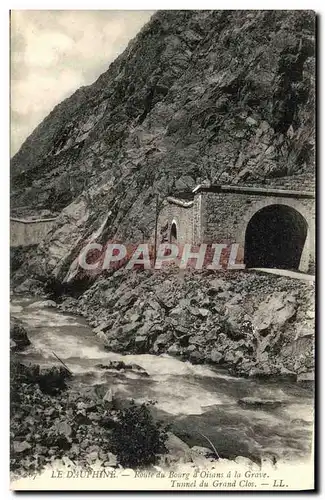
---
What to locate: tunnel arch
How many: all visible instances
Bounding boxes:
[170,220,178,243]
[244,204,308,271]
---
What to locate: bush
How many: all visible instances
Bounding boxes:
[110,400,169,468]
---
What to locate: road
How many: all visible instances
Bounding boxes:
[250,268,315,282]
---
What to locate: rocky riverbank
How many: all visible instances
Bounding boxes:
[10,9,315,385]
[11,356,246,479]
[10,357,118,477]
[53,268,315,381]
[10,282,314,479]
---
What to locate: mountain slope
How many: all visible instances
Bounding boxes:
[11,10,315,282]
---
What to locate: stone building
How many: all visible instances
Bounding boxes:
[157,183,315,273]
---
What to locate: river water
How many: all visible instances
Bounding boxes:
[11,296,314,464]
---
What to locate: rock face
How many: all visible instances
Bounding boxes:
[11,10,315,284]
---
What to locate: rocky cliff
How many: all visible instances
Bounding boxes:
[11,10,315,378]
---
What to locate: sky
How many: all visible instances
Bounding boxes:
[10,10,154,155]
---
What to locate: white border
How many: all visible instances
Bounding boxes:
[2,2,323,499]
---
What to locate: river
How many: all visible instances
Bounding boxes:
[11,296,314,464]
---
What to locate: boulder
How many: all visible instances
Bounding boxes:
[208,278,231,293]
[37,365,72,395]
[188,306,210,318]
[248,365,273,378]
[128,312,141,323]
[227,294,243,305]
[217,291,233,300]
[103,388,115,403]
[224,349,243,365]
[100,321,143,351]
[234,456,256,467]
[189,350,205,364]
[83,384,110,401]
[188,334,208,346]
[102,452,117,467]
[10,318,30,351]
[294,322,314,340]
[93,320,111,334]
[96,361,125,370]
[210,349,223,364]
[162,432,192,464]
[96,331,110,347]
[13,441,31,454]
[252,292,297,334]
[59,296,78,311]
[53,420,72,438]
[275,366,297,381]
[198,308,210,318]
[242,362,297,381]
[115,291,137,309]
[134,335,147,352]
[169,305,188,324]
[167,343,181,355]
[155,330,173,344]
[174,325,191,338]
[297,371,314,383]
[28,300,57,309]
[14,278,44,295]
[129,363,149,376]
[238,397,285,409]
[95,361,149,376]
[191,445,215,458]
[11,361,72,394]
[120,321,143,336]
[306,309,315,320]
[136,321,158,339]
[223,304,246,339]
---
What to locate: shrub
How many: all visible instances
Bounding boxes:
[110,400,169,468]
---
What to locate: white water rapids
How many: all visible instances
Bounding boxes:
[11,297,314,463]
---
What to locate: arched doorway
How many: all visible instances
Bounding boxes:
[244,204,308,270]
[170,222,177,243]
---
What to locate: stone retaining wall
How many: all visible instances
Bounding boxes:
[10,218,56,247]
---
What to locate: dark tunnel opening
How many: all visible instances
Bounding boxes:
[170,222,177,244]
[244,204,308,270]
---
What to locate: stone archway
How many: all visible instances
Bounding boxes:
[244,204,308,270]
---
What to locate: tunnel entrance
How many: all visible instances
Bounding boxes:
[244,204,308,270]
[170,222,177,243]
